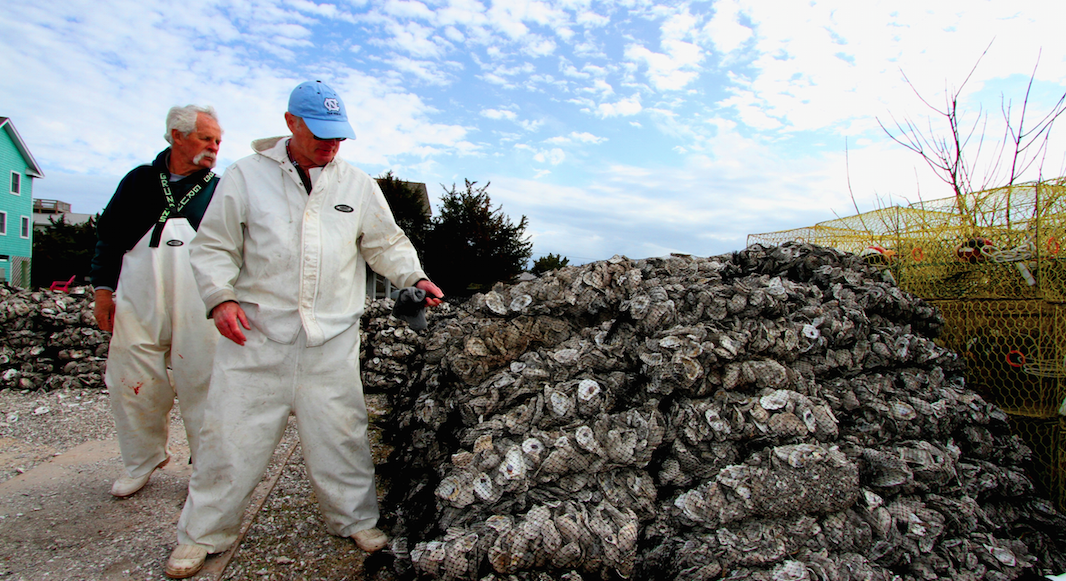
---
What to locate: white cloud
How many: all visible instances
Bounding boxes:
[518,119,545,132]
[575,78,614,98]
[717,87,784,131]
[382,0,435,20]
[596,97,643,117]
[545,131,605,145]
[482,109,518,120]
[485,1,531,38]
[622,8,706,91]
[434,0,490,28]
[481,72,510,86]
[582,63,608,77]
[485,61,538,78]
[577,132,601,144]
[572,38,605,59]
[626,41,703,91]
[559,59,588,79]
[258,23,314,46]
[442,25,466,42]
[522,35,558,57]
[715,0,1066,142]
[576,9,610,28]
[702,0,752,55]
[533,148,566,165]
[380,19,449,58]
[337,80,471,166]
[385,56,457,85]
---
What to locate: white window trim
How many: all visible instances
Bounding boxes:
[20,215,30,239]
[0,210,6,235]
[10,171,21,195]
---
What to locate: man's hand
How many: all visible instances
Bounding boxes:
[211,301,251,345]
[416,279,445,308]
[93,289,116,332]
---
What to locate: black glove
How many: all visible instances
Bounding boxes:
[391,287,428,331]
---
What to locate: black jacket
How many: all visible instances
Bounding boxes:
[89,148,219,290]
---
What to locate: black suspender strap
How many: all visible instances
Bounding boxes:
[149,170,215,247]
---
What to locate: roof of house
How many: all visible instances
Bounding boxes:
[0,117,44,178]
[376,177,432,216]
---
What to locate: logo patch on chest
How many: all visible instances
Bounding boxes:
[334,204,354,213]
[166,240,184,247]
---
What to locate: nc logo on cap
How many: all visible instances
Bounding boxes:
[323,98,341,112]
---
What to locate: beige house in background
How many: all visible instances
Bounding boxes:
[32,198,94,231]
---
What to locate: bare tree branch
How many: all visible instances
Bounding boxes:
[876,41,1066,226]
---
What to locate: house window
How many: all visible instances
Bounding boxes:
[20,216,30,238]
[10,171,20,195]
[0,211,6,235]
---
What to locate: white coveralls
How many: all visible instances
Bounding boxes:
[178,136,426,552]
[107,218,218,478]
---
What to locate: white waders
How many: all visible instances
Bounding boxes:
[106,218,218,479]
[177,322,377,552]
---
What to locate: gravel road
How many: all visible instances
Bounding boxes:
[0,387,400,581]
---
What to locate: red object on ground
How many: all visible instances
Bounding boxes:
[49,275,76,293]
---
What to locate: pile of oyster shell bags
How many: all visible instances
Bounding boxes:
[0,284,107,391]
[376,242,1066,581]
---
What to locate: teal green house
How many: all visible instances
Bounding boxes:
[0,117,43,288]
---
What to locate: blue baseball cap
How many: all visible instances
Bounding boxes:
[287,80,357,140]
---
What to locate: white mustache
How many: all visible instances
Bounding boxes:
[194,151,217,167]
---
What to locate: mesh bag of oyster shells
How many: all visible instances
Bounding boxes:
[360,297,447,393]
[0,284,107,391]
[373,242,1066,580]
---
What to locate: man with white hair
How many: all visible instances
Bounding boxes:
[90,104,223,498]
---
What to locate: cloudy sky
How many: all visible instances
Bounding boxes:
[3,0,1065,265]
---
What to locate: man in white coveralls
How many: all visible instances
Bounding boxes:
[165,80,444,578]
[90,105,222,498]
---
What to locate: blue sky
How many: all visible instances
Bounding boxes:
[3,0,1065,264]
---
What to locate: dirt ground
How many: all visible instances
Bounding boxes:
[0,388,393,581]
